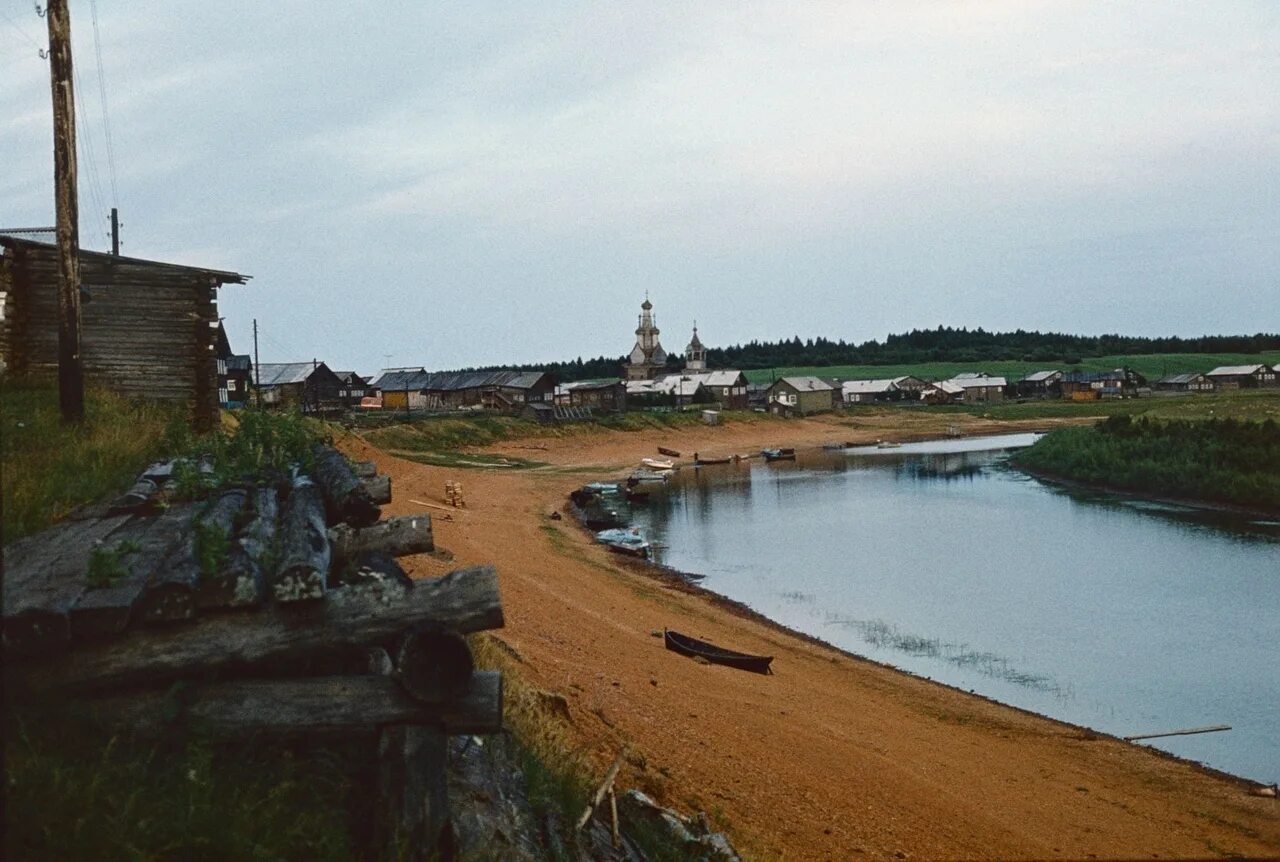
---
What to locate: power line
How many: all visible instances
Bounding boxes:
[0,8,41,49]
[87,0,117,205]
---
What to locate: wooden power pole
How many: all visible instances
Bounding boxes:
[46,0,85,423]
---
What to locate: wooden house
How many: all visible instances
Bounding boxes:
[370,368,431,410]
[214,323,252,408]
[1154,372,1214,393]
[254,362,344,412]
[333,372,376,408]
[560,379,627,412]
[946,375,1008,403]
[1205,365,1277,390]
[841,376,928,404]
[921,380,964,404]
[1060,368,1145,399]
[1016,370,1063,399]
[766,376,835,416]
[419,370,555,410]
[0,237,248,430]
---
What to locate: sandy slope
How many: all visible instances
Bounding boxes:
[344,412,1280,861]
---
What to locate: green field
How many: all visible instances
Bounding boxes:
[743,351,1280,385]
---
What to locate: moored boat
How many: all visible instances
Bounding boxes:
[596,527,650,557]
[663,629,773,674]
[693,454,733,466]
[627,469,671,485]
[876,440,902,449]
[761,447,796,461]
[641,457,675,471]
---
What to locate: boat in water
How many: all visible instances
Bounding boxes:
[761,447,796,462]
[663,629,774,674]
[876,440,902,449]
[641,457,675,471]
[596,527,650,557]
[627,469,671,485]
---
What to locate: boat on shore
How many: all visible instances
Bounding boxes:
[693,454,734,466]
[641,457,675,471]
[596,527,650,557]
[627,469,671,485]
[876,440,902,449]
[762,447,796,462]
[663,629,774,674]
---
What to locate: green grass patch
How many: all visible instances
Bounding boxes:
[745,351,1280,386]
[919,390,1280,422]
[1012,415,1280,510]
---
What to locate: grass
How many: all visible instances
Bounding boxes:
[1011,415,1280,510]
[744,350,1280,385]
[1,378,188,542]
[919,389,1280,422]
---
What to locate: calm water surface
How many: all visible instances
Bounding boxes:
[629,434,1280,783]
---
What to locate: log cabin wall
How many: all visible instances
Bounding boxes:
[0,239,246,431]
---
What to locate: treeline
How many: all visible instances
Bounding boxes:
[455,328,1280,383]
[1012,416,1280,511]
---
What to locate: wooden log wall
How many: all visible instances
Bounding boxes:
[0,242,243,430]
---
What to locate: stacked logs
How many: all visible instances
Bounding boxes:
[5,446,502,860]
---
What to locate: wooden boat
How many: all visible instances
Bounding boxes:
[663,629,773,674]
[761,447,795,462]
[875,440,902,449]
[596,528,650,557]
[627,470,671,485]
[625,488,651,503]
[641,457,675,471]
[657,446,682,458]
[693,454,733,466]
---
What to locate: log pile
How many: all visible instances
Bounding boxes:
[4,445,477,860]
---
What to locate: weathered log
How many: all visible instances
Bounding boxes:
[576,752,627,831]
[329,515,433,561]
[238,486,279,570]
[107,477,160,514]
[86,671,502,735]
[137,514,202,624]
[330,552,413,600]
[194,489,263,610]
[396,624,474,704]
[13,565,502,694]
[2,515,133,654]
[273,478,329,602]
[363,474,392,505]
[71,506,194,638]
[380,725,451,859]
[311,444,380,527]
[352,460,378,479]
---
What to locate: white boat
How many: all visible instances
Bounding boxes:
[641,457,675,471]
[595,527,650,557]
[876,440,902,449]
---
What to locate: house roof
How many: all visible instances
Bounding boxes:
[953,372,988,380]
[370,368,430,390]
[1063,369,1132,383]
[561,378,623,392]
[930,381,965,395]
[842,378,898,394]
[418,370,551,392]
[1206,365,1265,377]
[1157,372,1206,384]
[255,362,323,387]
[948,376,1007,389]
[772,376,834,392]
[0,236,249,285]
[1023,370,1061,382]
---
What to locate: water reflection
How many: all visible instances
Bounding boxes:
[628,433,1280,782]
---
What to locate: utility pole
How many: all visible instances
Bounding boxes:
[109,207,119,255]
[46,0,84,424]
[253,318,261,408]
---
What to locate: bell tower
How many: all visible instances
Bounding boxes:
[684,322,706,372]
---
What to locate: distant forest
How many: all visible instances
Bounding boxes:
[458,328,1280,383]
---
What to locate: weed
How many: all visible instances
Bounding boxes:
[85,538,141,588]
[193,520,231,577]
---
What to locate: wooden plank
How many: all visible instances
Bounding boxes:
[2,515,135,654]
[86,671,502,735]
[330,551,413,600]
[380,725,451,859]
[13,565,503,694]
[70,506,194,639]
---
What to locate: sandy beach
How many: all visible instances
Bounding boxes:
[341,411,1280,860]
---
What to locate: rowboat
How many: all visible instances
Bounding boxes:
[761,447,795,461]
[876,440,902,449]
[641,457,675,471]
[627,470,671,485]
[657,446,682,458]
[693,455,733,466]
[596,528,650,557]
[584,481,623,494]
[663,629,774,674]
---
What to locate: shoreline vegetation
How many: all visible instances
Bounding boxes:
[1011,416,1280,513]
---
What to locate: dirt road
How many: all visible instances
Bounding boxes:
[344,411,1280,860]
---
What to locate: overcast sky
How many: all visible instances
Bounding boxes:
[3,2,1277,372]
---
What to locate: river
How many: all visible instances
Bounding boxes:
[626,434,1280,784]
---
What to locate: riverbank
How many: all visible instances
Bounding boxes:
[343,411,1280,860]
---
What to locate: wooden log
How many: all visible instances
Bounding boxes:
[193,489,262,610]
[363,474,392,505]
[87,671,502,735]
[70,506,194,638]
[352,460,378,479]
[395,624,474,704]
[380,725,451,859]
[107,477,160,514]
[330,552,413,600]
[311,444,380,527]
[2,515,134,654]
[137,513,202,624]
[14,565,502,694]
[329,515,433,562]
[204,486,276,608]
[273,478,330,602]
[1124,724,1232,742]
